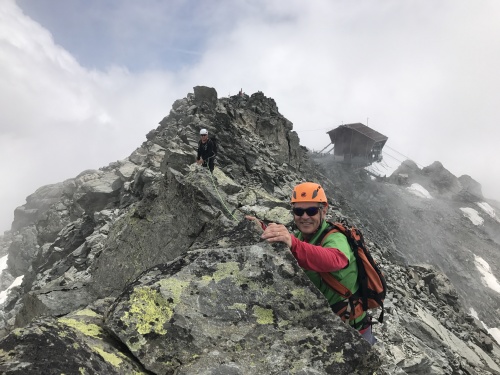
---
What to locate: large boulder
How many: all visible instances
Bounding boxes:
[0,306,148,374]
[74,170,123,213]
[193,85,218,109]
[421,161,461,197]
[6,226,38,277]
[456,174,484,201]
[105,222,379,374]
[11,182,71,232]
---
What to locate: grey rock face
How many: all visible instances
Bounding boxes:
[74,169,123,212]
[193,85,218,108]
[421,161,462,197]
[457,174,484,201]
[6,226,38,277]
[11,182,69,232]
[389,159,485,202]
[424,272,460,309]
[105,223,378,375]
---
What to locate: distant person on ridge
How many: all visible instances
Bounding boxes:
[196,128,216,173]
[246,182,377,344]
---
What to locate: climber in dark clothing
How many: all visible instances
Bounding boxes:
[196,128,216,173]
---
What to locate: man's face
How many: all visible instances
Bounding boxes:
[200,134,208,143]
[292,202,326,235]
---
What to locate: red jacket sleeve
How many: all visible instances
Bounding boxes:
[290,235,348,272]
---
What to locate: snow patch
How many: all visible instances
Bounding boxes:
[407,183,433,199]
[476,202,500,222]
[470,308,500,345]
[474,255,500,293]
[0,254,7,273]
[490,327,500,347]
[0,275,24,305]
[460,207,484,225]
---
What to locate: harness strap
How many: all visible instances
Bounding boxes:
[330,297,366,328]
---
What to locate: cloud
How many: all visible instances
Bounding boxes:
[0,0,181,232]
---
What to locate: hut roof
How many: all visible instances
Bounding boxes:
[328,123,388,142]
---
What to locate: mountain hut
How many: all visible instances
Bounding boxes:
[326,123,388,167]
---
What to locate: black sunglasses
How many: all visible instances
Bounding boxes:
[292,206,321,217]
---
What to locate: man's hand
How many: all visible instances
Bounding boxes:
[196,159,203,165]
[261,223,292,248]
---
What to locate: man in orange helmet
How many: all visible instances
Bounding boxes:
[247,181,376,344]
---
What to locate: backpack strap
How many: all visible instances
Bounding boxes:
[315,222,359,321]
[318,271,352,299]
[208,138,216,158]
[314,224,351,292]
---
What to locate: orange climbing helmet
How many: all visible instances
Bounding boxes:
[291,182,328,205]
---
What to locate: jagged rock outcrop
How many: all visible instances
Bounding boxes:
[1,87,500,374]
[1,88,306,324]
[421,161,462,197]
[457,175,484,202]
[388,160,484,202]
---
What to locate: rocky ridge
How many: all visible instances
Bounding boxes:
[0,86,499,374]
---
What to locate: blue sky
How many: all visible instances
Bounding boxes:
[1,0,500,233]
[17,0,213,71]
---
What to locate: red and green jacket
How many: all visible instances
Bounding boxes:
[291,220,359,308]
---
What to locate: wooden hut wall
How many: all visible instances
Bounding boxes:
[352,131,373,157]
[333,128,374,158]
[332,128,352,157]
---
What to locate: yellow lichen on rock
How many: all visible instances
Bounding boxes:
[122,288,169,335]
[58,318,103,338]
[0,349,16,360]
[278,319,289,328]
[291,288,306,298]
[158,278,189,304]
[92,346,123,368]
[212,262,240,281]
[332,349,345,364]
[121,282,187,335]
[253,306,274,324]
[229,303,247,311]
[12,328,23,337]
[73,309,100,318]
